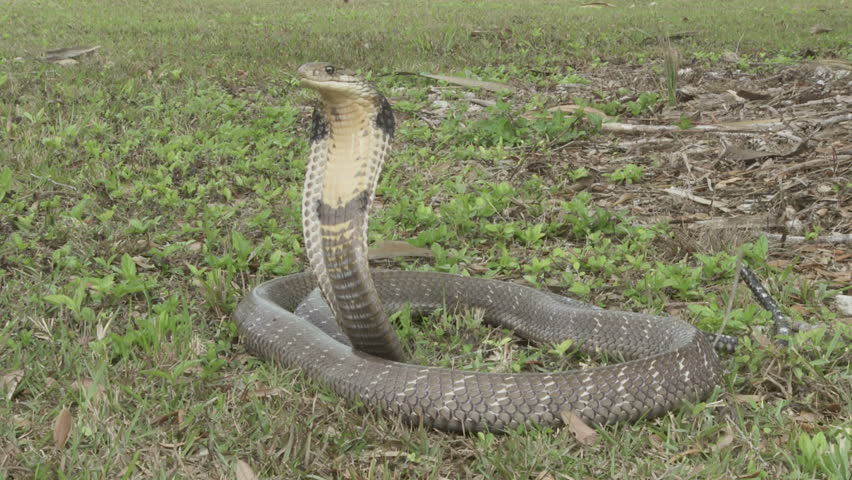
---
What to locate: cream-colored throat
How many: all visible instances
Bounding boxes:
[320,98,378,208]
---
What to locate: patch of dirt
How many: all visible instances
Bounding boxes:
[583,62,849,289]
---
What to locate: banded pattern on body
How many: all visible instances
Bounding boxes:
[233,62,725,432]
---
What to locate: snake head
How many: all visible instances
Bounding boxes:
[298,62,378,104]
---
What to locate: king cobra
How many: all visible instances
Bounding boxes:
[234,62,727,432]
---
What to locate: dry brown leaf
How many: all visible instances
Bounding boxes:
[253,385,284,398]
[752,330,772,348]
[235,459,258,480]
[725,145,776,162]
[809,25,832,34]
[72,378,107,400]
[368,240,433,260]
[649,433,664,450]
[367,448,407,458]
[469,29,503,38]
[417,73,515,93]
[1,370,24,400]
[151,409,183,426]
[42,45,100,63]
[132,255,154,269]
[11,416,31,433]
[53,407,73,449]
[737,471,762,479]
[733,394,764,404]
[159,441,186,449]
[734,89,771,101]
[767,259,793,269]
[677,85,702,101]
[721,51,740,63]
[467,98,497,108]
[714,177,745,189]
[665,31,698,41]
[667,448,701,463]
[792,410,821,429]
[712,427,735,452]
[560,410,598,446]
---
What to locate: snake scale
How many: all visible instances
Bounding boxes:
[233,62,725,433]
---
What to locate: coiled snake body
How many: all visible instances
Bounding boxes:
[234,63,725,432]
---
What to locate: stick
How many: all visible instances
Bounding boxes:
[715,250,744,350]
[765,232,852,245]
[814,113,852,128]
[601,120,786,135]
[665,187,732,213]
[600,113,851,136]
[29,173,77,191]
[779,155,851,175]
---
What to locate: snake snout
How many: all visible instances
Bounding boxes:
[297,62,332,80]
[297,62,376,103]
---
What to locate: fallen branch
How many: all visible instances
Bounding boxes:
[665,187,732,213]
[30,173,77,191]
[694,215,776,231]
[601,119,787,135]
[789,94,852,109]
[600,113,851,135]
[814,113,852,128]
[765,232,852,245]
[467,98,497,108]
[395,71,515,93]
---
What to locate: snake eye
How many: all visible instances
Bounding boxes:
[324,65,336,75]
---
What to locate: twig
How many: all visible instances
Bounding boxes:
[734,32,746,57]
[715,250,744,350]
[600,113,851,136]
[680,152,694,179]
[665,187,732,213]
[779,155,850,175]
[774,131,803,144]
[29,173,77,191]
[788,95,852,109]
[467,98,497,108]
[740,263,792,346]
[814,113,852,128]
[601,119,787,135]
[765,232,852,245]
[725,414,771,470]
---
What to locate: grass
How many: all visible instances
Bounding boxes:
[1,0,851,478]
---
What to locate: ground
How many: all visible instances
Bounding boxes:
[1,0,850,479]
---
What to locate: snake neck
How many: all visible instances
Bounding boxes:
[304,92,406,361]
